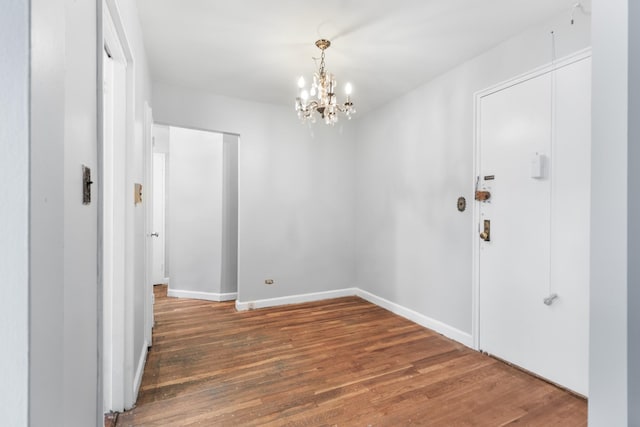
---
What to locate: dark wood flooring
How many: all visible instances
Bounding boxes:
[116,285,587,426]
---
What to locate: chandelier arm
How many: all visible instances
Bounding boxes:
[305,100,319,109]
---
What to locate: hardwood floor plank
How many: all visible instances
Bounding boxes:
[116,285,586,426]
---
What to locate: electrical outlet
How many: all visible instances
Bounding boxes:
[265,279,274,285]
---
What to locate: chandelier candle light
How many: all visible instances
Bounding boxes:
[295,39,356,125]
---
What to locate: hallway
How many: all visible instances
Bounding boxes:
[115,286,586,426]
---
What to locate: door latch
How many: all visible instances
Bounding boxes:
[480,219,490,241]
[475,190,491,202]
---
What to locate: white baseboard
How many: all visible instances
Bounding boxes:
[233,287,472,348]
[355,289,474,348]
[235,288,359,311]
[133,340,148,401]
[167,288,237,302]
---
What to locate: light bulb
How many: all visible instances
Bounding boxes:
[310,87,316,97]
[301,89,309,101]
[297,76,305,88]
[345,82,353,95]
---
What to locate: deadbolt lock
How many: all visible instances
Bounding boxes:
[480,219,491,242]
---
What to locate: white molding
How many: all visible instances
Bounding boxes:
[143,101,154,360]
[102,0,131,413]
[132,341,148,402]
[471,47,593,351]
[474,48,592,100]
[355,289,474,348]
[168,288,237,302]
[234,287,473,348]
[235,288,359,311]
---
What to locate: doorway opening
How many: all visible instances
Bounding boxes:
[151,125,239,301]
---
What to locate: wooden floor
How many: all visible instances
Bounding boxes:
[116,285,587,426]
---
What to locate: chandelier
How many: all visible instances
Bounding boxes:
[295,39,356,125]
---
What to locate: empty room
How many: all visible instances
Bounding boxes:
[2,0,639,426]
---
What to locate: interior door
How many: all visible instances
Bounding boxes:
[152,152,166,284]
[478,56,591,396]
[144,103,155,347]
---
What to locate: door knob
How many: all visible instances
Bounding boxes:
[480,220,490,241]
[151,232,159,237]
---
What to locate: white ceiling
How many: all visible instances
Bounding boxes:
[135,0,579,114]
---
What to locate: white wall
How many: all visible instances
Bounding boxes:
[63,0,99,423]
[221,134,239,294]
[168,127,224,295]
[30,0,66,422]
[629,3,640,424]
[153,88,357,304]
[0,1,29,424]
[589,0,631,425]
[354,12,591,336]
[30,0,99,425]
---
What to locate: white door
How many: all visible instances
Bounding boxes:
[152,153,166,284]
[143,102,155,349]
[477,56,591,396]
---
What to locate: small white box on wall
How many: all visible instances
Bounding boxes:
[531,152,545,179]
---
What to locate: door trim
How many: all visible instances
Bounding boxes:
[100,0,137,413]
[471,47,592,350]
[143,101,153,352]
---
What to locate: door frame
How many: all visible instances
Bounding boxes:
[99,0,136,414]
[155,123,241,301]
[471,47,592,350]
[143,102,154,349]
